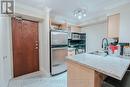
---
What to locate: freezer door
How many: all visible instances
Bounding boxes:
[51,47,68,75]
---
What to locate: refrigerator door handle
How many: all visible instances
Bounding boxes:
[51,47,68,50]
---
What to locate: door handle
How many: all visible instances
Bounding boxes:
[35,47,38,49]
[36,44,38,46]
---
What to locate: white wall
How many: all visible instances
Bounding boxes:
[15,2,46,21]
[81,3,130,52]
[39,8,50,75]
[119,4,130,43]
[81,22,107,52]
[0,16,12,87]
[0,16,4,87]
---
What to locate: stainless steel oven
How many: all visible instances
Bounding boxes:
[50,30,68,75]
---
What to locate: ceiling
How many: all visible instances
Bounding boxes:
[16,0,130,24]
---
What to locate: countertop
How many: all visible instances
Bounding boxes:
[66,53,130,80]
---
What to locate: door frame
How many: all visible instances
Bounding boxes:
[9,17,41,78]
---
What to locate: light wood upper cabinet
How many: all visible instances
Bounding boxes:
[107,14,120,38]
[69,25,81,33]
[50,19,81,32]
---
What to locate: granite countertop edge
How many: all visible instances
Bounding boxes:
[66,55,130,80]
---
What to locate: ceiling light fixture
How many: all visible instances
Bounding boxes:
[73,8,87,20]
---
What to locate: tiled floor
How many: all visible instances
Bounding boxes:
[9,72,67,87]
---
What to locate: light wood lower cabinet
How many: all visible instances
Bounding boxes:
[66,61,105,87]
[69,25,81,33]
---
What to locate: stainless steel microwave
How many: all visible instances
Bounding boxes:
[71,33,80,40]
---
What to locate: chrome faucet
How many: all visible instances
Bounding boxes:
[102,38,109,55]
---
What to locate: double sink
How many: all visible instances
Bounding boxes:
[89,51,130,60]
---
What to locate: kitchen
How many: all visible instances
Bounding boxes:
[0,0,130,87]
[50,28,86,75]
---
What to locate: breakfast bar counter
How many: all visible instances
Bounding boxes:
[66,53,130,87]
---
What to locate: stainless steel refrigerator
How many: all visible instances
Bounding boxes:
[50,30,68,75]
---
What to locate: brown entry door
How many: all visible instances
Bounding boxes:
[12,18,39,77]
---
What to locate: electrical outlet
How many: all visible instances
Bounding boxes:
[3,56,7,60]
